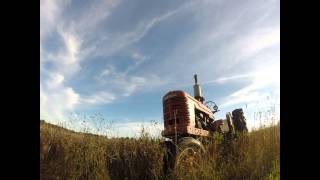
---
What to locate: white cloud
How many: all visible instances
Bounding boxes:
[41,0,173,123]
[201,73,255,85]
[88,2,194,59]
[46,73,64,89]
[214,62,279,131]
[220,63,279,108]
[131,52,146,63]
[40,82,80,123]
[42,30,82,78]
[66,0,121,35]
[97,65,167,99]
[100,69,110,76]
[40,0,121,123]
[239,27,280,58]
[40,0,83,123]
[122,77,147,97]
[59,30,81,65]
[40,29,82,123]
[130,6,186,43]
[81,91,116,105]
[153,0,279,82]
[40,0,71,40]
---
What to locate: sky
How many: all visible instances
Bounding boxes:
[40,0,280,137]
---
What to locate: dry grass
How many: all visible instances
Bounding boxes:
[40,120,279,180]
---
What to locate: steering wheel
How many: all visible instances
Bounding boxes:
[204,101,219,113]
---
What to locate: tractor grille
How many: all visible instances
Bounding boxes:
[163,96,190,127]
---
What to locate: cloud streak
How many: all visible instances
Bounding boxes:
[40,0,116,123]
[95,65,167,100]
[85,1,194,59]
[220,63,280,108]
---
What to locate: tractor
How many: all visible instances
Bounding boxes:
[162,74,248,172]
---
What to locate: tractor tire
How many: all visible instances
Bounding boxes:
[174,137,206,171]
[232,108,248,133]
[162,141,177,174]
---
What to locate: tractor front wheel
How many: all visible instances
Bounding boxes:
[174,137,206,171]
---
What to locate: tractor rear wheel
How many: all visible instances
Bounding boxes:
[232,108,248,133]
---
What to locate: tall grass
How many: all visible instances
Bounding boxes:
[40,120,279,180]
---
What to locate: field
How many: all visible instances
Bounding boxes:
[40,120,280,180]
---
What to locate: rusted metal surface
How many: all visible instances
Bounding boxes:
[162,90,213,137]
[162,126,210,137]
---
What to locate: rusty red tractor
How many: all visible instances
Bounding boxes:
[162,74,248,171]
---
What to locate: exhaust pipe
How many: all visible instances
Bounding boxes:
[193,74,204,103]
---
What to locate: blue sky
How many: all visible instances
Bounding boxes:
[40,0,280,137]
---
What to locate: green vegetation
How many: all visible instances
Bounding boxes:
[40,120,279,180]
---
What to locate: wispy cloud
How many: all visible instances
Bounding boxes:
[86,1,194,59]
[40,0,71,40]
[131,52,147,62]
[40,0,120,123]
[202,73,255,85]
[130,3,191,43]
[96,65,167,99]
[237,27,280,60]
[67,0,120,35]
[220,63,280,108]
[80,91,116,105]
